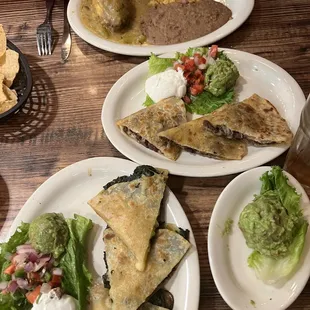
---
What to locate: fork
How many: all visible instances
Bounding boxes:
[36,0,55,56]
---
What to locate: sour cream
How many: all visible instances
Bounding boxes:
[145,68,187,103]
[32,291,77,310]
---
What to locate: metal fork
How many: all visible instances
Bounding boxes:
[36,0,55,56]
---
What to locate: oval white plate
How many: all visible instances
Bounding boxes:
[67,0,254,56]
[208,166,310,310]
[102,49,306,177]
[3,157,200,310]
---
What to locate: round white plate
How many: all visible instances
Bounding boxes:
[3,157,200,310]
[102,49,306,177]
[67,0,254,56]
[208,166,310,310]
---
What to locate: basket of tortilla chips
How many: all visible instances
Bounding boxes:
[0,24,32,120]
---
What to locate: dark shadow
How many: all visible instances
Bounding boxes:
[0,175,10,234]
[0,54,58,143]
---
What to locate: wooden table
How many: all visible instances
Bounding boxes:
[0,0,310,309]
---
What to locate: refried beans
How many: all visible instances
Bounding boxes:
[141,0,232,45]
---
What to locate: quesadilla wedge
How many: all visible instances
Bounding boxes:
[88,165,168,271]
[116,97,187,160]
[159,117,248,160]
[103,227,190,310]
[203,94,293,145]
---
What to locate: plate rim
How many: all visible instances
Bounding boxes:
[102,48,306,177]
[5,157,200,310]
[67,0,255,56]
[207,166,310,310]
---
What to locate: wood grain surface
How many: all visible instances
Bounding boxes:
[0,0,310,309]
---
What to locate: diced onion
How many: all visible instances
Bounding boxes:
[0,281,8,290]
[52,268,63,276]
[7,281,18,293]
[24,261,34,273]
[16,278,29,290]
[40,282,52,294]
[198,63,207,70]
[34,256,51,272]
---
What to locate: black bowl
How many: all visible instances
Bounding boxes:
[0,40,33,121]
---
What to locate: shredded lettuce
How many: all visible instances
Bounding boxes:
[0,290,32,310]
[187,89,234,115]
[60,214,93,310]
[241,166,308,285]
[175,47,209,59]
[148,54,174,76]
[143,94,155,107]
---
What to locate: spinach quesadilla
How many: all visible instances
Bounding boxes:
[88,165,168,271]
[203,94,293,145]
[159,117,248,160]
[116,97,187,160]
[102,227,190,310]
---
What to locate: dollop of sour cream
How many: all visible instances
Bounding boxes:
[145,68,187,103]
[32,291,77,310]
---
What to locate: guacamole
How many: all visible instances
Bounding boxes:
[205,56,239,97]
[239,190,300,258]
[29,213,69,258]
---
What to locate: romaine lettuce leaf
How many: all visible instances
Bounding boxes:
[248,221,308,284]
[148,54,174,76]
[60,214,93,310]
[175,47,209,59]
[143,94,155,107]
[186,89,234,115]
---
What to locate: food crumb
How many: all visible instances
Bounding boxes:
[88,168,92,176]
[250,300,256,307]
[222,218,234,236]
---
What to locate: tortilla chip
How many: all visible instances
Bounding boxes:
[0,74,7,102]
[0,25,6,59]
[0,49,19,87]
[203,94,293,145]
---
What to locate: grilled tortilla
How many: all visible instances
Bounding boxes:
[88,165,168,271]
[103,227,190,310]
[159,117,248,160]
[116,97,187,160]
[203,94,293,145]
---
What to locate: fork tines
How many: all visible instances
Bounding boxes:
[36,23,52,56]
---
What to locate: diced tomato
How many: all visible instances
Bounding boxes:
[184,59,196,72]
[174,63,185,71]
[51,274,62,287]
[4,264,15,275]
[183,95,191,104]
[26,286,41,304]
[210,45,218,58]
[194,69,202,78]
[181,55,188,63]
[29,272,41,283]
[183,71,191,80]
[199,56,207,64]
[190,84,204,96]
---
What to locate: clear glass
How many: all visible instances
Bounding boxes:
[284,94,310,188]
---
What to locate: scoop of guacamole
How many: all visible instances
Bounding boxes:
[29,213,69,258]
[238,191,300,258]
[205,56,239,97]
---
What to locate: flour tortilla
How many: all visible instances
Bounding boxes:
[159,116,248,160]
[88,165,168,271]
[0,49,19,87]
[116,97,187,160]
[203,94,293,145]
[103,228,190,310]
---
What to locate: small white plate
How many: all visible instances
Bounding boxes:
[102,49,306,177]
[3,157,200,310]
[67,0,254,56]
[208,167,310,310]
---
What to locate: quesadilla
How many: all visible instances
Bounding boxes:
[159,117,248,160]
[116,97,187,160]
[203,94,293,145]
[88,165,168,271]
[0,49,20,87]
[103,227,190,310]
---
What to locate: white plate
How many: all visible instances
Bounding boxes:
[3,157,200,310]
[102,49,306,177]
[208,166,310,310]
[67,0,254,56]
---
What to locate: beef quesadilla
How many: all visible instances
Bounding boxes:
[116,97,187,160]
[103,227,190,310]
[203,94,293,145]
[88,165,168,271]
[159,117,248,160]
